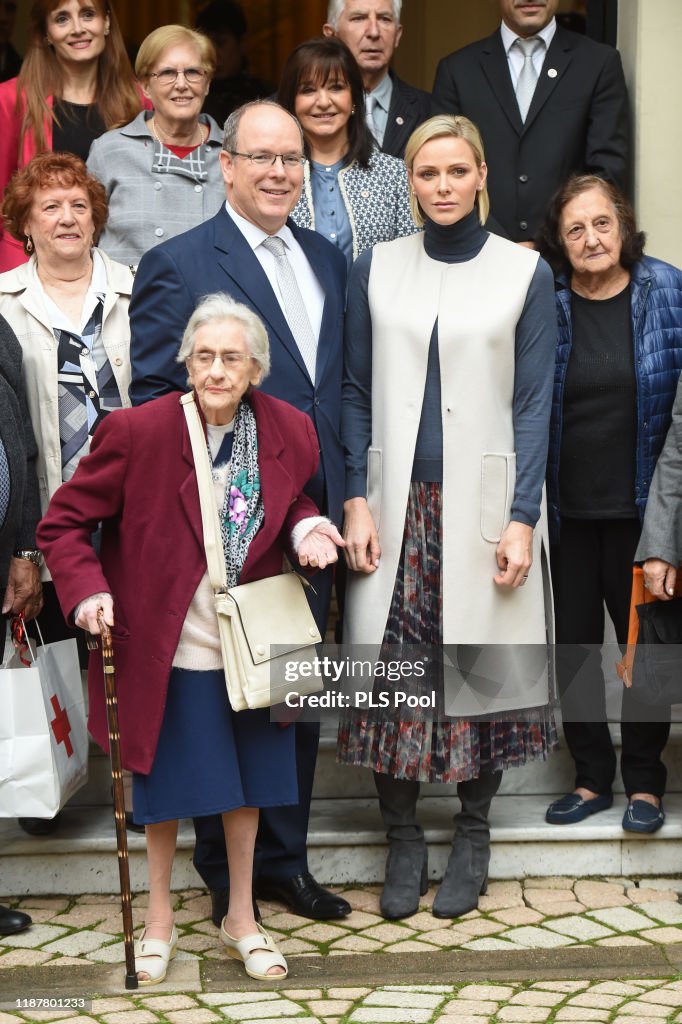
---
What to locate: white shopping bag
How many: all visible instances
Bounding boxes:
[0,628,88,818]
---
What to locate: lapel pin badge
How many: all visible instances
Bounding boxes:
[396,116,404,124]
[548,68,558,78]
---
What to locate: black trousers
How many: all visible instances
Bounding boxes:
[551,517,670,798]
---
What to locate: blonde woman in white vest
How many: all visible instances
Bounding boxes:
[338,115,557,921]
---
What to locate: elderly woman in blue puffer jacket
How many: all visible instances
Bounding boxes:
[536,175,682,836]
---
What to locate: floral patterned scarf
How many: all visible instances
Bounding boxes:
[215,397,265,587]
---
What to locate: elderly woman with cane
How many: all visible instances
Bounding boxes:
[38,293,343,985]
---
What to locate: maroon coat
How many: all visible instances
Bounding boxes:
[37,389,320,773]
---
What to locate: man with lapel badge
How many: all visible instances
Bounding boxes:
[128,100,349,923]
[323,0,432,160]
[432,0,629,243]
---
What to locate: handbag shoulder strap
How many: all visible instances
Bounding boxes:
[180,392,228,591]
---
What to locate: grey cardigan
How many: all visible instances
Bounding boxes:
[87,110,226,267]
[0,315,40,590]
[291,148,418,262]
[636,375,682,567]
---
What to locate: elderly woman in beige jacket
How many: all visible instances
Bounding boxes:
[339,115,557,922]
[0,151,132,833]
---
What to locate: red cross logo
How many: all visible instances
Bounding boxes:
[49,696,74,757]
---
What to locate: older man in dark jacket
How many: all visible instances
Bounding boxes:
[0,312,41,935]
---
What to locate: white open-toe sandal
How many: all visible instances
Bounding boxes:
[134,924,178,986]
[220,920,288,981]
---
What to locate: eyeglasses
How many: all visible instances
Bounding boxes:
[228,151,306,168]
[149,67,207,86]
[192,351,253,368]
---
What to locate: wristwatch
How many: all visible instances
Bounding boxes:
[13,549,44,568]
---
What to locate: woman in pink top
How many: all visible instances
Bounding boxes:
[0,0,144,271]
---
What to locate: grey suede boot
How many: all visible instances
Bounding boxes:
[432,770,502,919]
[380,837,428,920]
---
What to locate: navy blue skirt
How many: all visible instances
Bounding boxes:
[133,668,298,824]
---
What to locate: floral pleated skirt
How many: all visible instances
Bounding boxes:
[337,482,558,783]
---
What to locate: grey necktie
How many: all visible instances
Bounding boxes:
[261,235,317,382]
[365,93,379,143]
[514,37,542,122]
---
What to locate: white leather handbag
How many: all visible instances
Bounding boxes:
[181,393,322,710]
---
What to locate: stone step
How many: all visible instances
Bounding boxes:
[2,793,681,896]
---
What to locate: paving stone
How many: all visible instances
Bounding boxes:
[457,985,515,1000]
[281,991,322,1000]
[77,895,120,905]
[199,993,279,1005]
[276,939,318,954]
[349,1010,432,1024]
[587,907,656,931]
[16,898,69,911]
[327,989,371,1000]
[532,982,590,993]
[524,887,575,904]
[101,1012,160,1024]
[362,924,415,943]
[595,936,651,946]
[46,956,92,966]
[164,1011,221,1024]
[343,912,384,930]
[503,926,576,948]
[626,887,677,904]
[0,1014,23,1024]
[420,927,471,947]
[0,948,53,966]
[554,1010,610,1022]
[330,935,383,952]
[176,932,216,952]
[265,913,312,932]
[497,1008,551,1022]
[340,890,382,914]
[641,878,682,893]
[42,930,115,955]
[509,990,565,1007]
[12,1013,74,1022]
[490,906,544,926]
[639,926,682,943]
[477,881,523,910]
[307,1002,353,1017]
[529,901,587,917]
[85,940,125,963]
[588,983,645,996]
[612,1002,670,1017]
[456,918,506,937]
[386,940,440,953]
[91,1001,134,1013]
[383,988,455,994]
[215,1001,306,1020]
[292,924,349,943]
[612,1019,667,1024]
[636,900,682,924]
[622,980,668,988]
[0,924,69,948]
[406,912,455,933]
[236,1019,320,1024]
[435,1017,496,1024]
[636,989,682,1006]
[567,993,621,1010]
[574,881,628,909]
[461,937,518,951]
[364,991,443,1008]
[543,916,614,941]
[523,877,576,889]
[139,996,200,1010]
[51,907,110,927]
[441,999,498,1015]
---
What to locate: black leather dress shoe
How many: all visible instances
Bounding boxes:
[18,814,61,836]
[0,906,32,935]
[256,872,351,920]
[209,888,261,928]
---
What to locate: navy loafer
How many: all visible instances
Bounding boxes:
[622,799,665,833]
[545,792,613,824]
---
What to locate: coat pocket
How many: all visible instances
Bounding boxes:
[480,452,516,543]
[367,446,382,531]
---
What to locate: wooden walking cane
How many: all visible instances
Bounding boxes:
[90,610,138,989]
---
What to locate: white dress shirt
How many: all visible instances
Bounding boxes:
[501,17,557,90]
[224,200,325,346]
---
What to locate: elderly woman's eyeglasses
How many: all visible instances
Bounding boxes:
[228,151,306,168]
[192,351,252,368]
[149,67,207,86]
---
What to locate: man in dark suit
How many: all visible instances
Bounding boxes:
[432,0,629,243]
[0,313,41,936]
[323,0,432,159]
[129,100,350,923]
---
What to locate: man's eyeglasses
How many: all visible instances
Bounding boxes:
[228,151,306,168]
[149,67,207,86]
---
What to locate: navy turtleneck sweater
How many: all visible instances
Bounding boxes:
[342,208,557,527]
